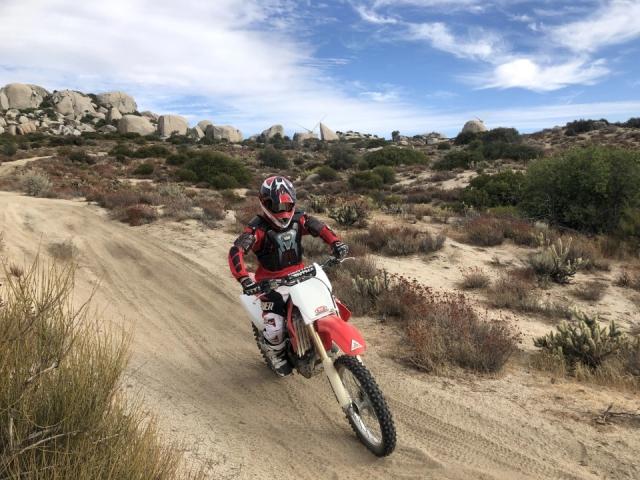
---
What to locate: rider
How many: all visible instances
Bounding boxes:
[228,175,349,376]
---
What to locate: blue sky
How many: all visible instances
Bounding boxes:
[1,0,639,137]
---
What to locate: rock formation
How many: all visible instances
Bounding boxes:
[0,83,49,110]
[205,124,243,143]
[197,120,213,132]
[261,124,284,139]
[50,90,95,116]
[293,132,318,143]
[107,107,122,123]
[118,115,155,136]
[319,123,339,141]
[96,92,137,114]
[461,119,487,135]
[157,115,189,137]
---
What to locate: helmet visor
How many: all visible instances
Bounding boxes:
[265,199,294,213]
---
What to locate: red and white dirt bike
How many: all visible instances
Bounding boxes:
[240,257,396,457]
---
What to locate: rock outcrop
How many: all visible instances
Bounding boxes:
[197,120,213,132]
[158,115,189,137]
[319,123,339,141]
[118,115,155,136]
[461,119,487,135]
[0,83,49,110]
[293,132,318,143]
[205,124,243,143]
[189,125,205,140]
[96,92,137,114]
[50,90,95,116]
[261,124,284,139]
[107,107,122,123]
[141,111,159,121]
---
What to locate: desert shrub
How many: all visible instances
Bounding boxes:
[302,235,331,261]
[527,238,584,284]
[372,165,396,184]
[454,131,479,145]
[258,146,290,169]
[89,187,158,211]
[520,147,640,235]
[363,147,427,168]
[622,117,640,128]
[197,199,226,224]
[564,118,606,136]
[0,258,197,479]
[482,127,521,144]
[391,279,517,373]
[176,168,198,182]
[315,165,339,181]
[130,145,171,158]
[614,270,640,291]
[534,312,624,368]
[3,142,18,157]
[67,150,95,164]
[327,143,356,170]
[572,281,607,302]
[433,149,483,170]
[20,171,51,197]
[437,142,451,150]
[348,171,383,190]
[306,194,332,213]
[462,216,505,246]
[166,153,189,166]
[459,267,491,290]
[462,170,525,209]
[351,224,445,256]
[133,162,155,175]
[328,199,369,227]
[183,151,251,189]
[114,204,158,226]
[47,239,77,261]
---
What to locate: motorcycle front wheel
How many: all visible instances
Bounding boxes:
[334,355,396,457]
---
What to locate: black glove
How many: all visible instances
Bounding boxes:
[240,277,261,295]
[332,241,349,259]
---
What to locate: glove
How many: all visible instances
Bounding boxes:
[332,241,349,259]
[240,276,261,296]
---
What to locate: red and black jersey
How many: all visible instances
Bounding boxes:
[228,210,339,282]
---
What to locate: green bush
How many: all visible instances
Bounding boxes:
[462,170,525,209]
[166,153,188,166]
[315,165,339,181]
[258,146,290,169]
[564,119,606,136]
[433,149,483,170]
[520,147,640,235]
[622,117,640,128]
[183,151,251,189]
[68,150,95,164]
[372,165,395,185]
[3,142,18,157]
[437,142,451,150]
[363,147,427,168]
[328,200,369,227]
[528,237,584,284]
[176,168,198,182]
[480,142,542,161]
[327,143,356,170]
[131,145,171,158]
[348,171,383,190]
[133,163,154,175]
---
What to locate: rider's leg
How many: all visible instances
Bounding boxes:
[260,288,292,376]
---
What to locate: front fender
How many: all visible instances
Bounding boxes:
[316,315,366,356]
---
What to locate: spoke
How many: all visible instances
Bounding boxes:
[339,367,383,446]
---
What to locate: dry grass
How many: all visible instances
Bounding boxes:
[47,238,78,261]
[351,224,445,256]
[458,267,491,290]
[461,216,505,247]
[0,257,202,478]
[615,269,640,291]
[113,204,158,226]
[571,281,607,302]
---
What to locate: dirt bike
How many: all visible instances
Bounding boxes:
[239,257,396,457]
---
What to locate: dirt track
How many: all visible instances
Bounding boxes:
[1,184,637,480]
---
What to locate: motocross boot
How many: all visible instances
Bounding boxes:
[264,339,293,377]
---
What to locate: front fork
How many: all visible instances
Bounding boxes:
[306,323,352,410]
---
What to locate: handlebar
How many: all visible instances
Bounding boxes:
[258,256,349,294]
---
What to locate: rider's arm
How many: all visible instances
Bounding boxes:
[300,213,339,245]
[228,226,265,281]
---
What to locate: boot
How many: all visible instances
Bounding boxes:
[263,339,293,377]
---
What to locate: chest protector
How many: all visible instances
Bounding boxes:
[255,215,304,271]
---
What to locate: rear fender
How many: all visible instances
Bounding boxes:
[316,315,366,356]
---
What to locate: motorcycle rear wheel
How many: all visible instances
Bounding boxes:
[334,355,396,457]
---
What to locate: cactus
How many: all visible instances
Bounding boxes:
[534,311,626,368]
[308,194,329,213]
[328,200,369,227]
[352,270,390,300]
[528,237,584,284]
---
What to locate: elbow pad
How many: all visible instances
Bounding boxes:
[234,231,256,253]
[304,215,326,237]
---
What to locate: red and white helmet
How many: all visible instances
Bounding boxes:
[259,176,296,229]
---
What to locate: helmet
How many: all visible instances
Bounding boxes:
[259,176,296,229]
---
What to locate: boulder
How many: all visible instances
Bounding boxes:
[158,115,189,137]
[0,126,3,135]
[0,117,6,127]
[7,125,17,136]
[107,107,122,123]
[461,119,487,135]
[18,115,29,124]
[117,115,155,136]
[261,124,284,139]
[189,125,205,140]
[293,132,318,143]
[0,83,49,110]
[205,124,243,143]
[17,122,37,135]
[50,90,95,116]
[99,124,118,134]
[141,111,159,121]
[198,120,213,131]
[319,123,339,141]
[96,91,137,114]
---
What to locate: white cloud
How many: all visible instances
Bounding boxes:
[477,57,610,91]
[354,4,398,24]
[408,22,501,60]
[550,0,640,52]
